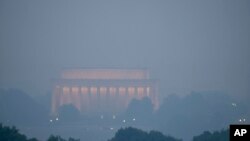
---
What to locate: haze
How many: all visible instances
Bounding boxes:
[1,1,250,141]
[1,0,250,99]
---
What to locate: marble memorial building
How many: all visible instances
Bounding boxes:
[51,69,159,116]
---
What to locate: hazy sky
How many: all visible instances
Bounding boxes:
[0,0,250,99]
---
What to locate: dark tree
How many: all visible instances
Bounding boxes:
[125,97,154,124]
[108,127,182,141]
[192,129,229,141]
[47,135,66,141]
[0,123,38,141]
[58,104,81,121]
[47,135,80,141]
[0,89,49,125]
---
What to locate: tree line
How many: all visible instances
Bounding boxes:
[0,123,79,141]
[0,123,229,141]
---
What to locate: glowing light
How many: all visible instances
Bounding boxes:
[100,87,107,95]
[81,87,89,94]
[110,127,114,130]
[146,87,150,96]
[56,117,59,121]
[63,87,70,94]
[128,87,135,96]
[109,87,117,95]
[90,87,97,95]
[232,103,237,107]
[119,87,126,95]
[122,120,126,123]
[50,119,53,122]
[72,87,79,94]
[133,118,136,121]
[137,87,144,98]
[52,69,159,116]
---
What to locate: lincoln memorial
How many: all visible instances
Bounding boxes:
[51,69,159,116]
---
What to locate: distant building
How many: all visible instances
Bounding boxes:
[51,69,159,116]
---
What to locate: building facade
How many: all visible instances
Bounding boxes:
[51,69,159,116]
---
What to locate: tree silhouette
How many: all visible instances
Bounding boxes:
[192,129,229,141]
[0,123,80,141]
[0,123,38,141]
[108,127,182,141]
[58,104,81,121]
[47,135,80,141]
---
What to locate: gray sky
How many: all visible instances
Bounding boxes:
[0,0,250,99]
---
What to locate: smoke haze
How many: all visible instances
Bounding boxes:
[1,0,250,99]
